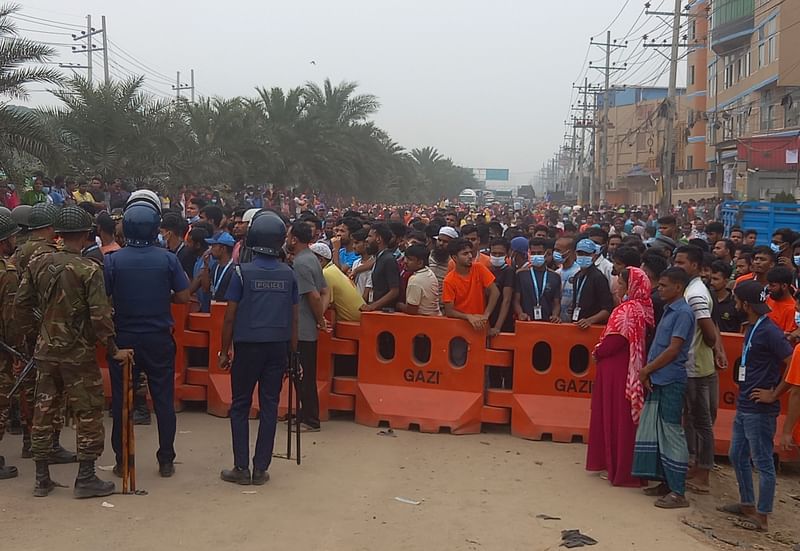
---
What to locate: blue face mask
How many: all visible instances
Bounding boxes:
[770,242,782,254]
[575,256,593,269]
[552,251,564,264]
[42,187,50,194]
[794,255,800,267]
[157,234,167,248]
[530,254,546,267]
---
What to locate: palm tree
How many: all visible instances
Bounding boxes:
[0,3,62,179]
[303,78,379,126]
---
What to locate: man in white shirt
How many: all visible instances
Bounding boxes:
[397,244,441,316]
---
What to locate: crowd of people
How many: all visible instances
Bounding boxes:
[0,175,799,535]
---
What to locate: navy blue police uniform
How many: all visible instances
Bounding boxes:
[104,194,190,476]
[220,211,297,485]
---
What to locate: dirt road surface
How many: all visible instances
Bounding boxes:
[1,413,798,551]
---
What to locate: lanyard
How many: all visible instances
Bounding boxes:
[174,242,185,256]
[574,275,588,306]
[741,315,766,367]
[529,268,548,306]
[212,260,233,295]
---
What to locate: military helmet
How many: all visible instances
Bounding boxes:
[0,211,20,241]
[0,206,11,217]
[28,202,59,230]
[126,189,161,214]
[246,211,286,256]
[54,205,93,233]
[11,204,32,228]
[123,202,160,247]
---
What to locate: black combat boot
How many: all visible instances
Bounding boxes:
[0,455,18,479]
[33,460,57,497]
[73,460,115,499]
[21,427,32,458]
[50,430,78,464]
[220,466,251,485]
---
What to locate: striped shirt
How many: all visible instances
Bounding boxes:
[684,276,715,378]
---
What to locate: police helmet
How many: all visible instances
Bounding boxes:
[242,208,260,226]
[54,206,93,234]
[28,203,59,230]
[0,212,20,241]
[0,206,11,217]
[11,204,32,228]
[126,188,161,214]
[246,211,286,256]
[123,202,161,247]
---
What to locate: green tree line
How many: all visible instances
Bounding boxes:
[0,3,475,201]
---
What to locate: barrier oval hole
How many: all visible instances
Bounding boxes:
[531,342,552,373]
[449,337,469,368]
[377,332,395,361]
[412,334,431,364]
[569,345,590,376]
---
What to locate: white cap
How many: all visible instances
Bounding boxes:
[437,226,459,240]
[310,242,332,260]
[243,208,260,225]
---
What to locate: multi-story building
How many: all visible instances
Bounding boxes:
[595,86,686,206]
[703,0,800,200]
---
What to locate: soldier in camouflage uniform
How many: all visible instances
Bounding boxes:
[15,206,133,498]
[11,202,76,463]
[0,212,21,479]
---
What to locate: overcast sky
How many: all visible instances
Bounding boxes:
[17,0,681,186]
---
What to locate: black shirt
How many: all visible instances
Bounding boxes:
[713,290,742,333]
[515,268,561,322]
[571,265,614,321]
[211,261,234,302]
[489,264,516,332]
[371,248,400,303]
[175,242,198,281]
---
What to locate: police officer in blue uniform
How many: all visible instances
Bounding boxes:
[219,211,298,485]
[105,190,191,477]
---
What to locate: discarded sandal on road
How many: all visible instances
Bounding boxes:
[560,529,598,548]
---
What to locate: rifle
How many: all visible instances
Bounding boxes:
[283,352,302,465]
[8,358,35,398]
[0,339,26,361]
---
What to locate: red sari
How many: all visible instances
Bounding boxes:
[586,268,654,487]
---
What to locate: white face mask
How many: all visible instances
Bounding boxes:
[489,255,506,268]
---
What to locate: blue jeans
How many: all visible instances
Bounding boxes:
[728,410,777,515]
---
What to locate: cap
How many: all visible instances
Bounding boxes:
[242,208,260,225]
[734,281,771,315]
[310,242,332,260]
[205,231,236,247]
[437,226,459,240]
[510,236,529,254]
[576,238,598,254]
[650,235,677,252]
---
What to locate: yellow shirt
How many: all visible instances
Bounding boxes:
[322,262,364,321]
[72,190,95,204]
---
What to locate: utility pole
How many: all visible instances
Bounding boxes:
[662,0,682,214]
[572,78,602,205]
[172,70,194,101]
[101,16,109,85]
[590,31,626,206]
[66,14,105,82]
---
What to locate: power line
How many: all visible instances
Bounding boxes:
[591,0,632,38]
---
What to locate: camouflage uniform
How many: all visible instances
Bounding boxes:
[11,236,60,443]
[15,246,118,462]
[0,255,19,442]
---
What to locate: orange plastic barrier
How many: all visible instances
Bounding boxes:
[354,312,499,434]
[491,322,603,443]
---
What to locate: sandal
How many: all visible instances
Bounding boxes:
[716,503,749,517]
[734,516,766,532]
[686,480,710,495]
[643,483,670,497]
[655,492,690,509]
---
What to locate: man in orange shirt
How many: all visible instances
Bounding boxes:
[443,238,500,331]
[766,266,798,333]
[449,224,492,271]
[734,246,774,288]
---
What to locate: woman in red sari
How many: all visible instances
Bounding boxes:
[586,267,654,487]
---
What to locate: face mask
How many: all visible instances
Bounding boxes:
[622,294,629,302]
[157,234,167,248]
[42,187,50,194]
[575,256,593,269]
[530,254,546,267]
[489,255,506,268]
[552,251,564,264]
[770,242,782,254]
[794,255,800,267]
